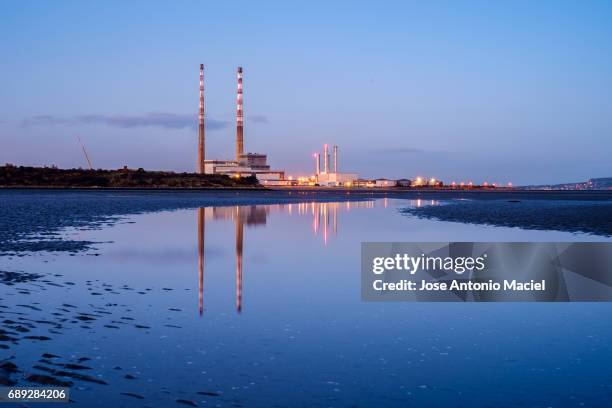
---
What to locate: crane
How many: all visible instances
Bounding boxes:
[76,135,93,170]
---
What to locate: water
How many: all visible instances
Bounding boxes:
[1,191,612,407]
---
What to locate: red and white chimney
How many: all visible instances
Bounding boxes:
[197,64,205,173]
[236,67,244,161]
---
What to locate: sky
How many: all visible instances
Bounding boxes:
[1,0,611,185]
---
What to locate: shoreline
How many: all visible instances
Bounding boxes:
[0,185,266,191]
[1,186,610,201]
[1,189,608,256]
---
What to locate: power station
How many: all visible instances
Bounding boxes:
[195,64,446,189]
[198,65,285,181]
[313,144,357,186]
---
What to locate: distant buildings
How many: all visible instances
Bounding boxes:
[588,178,612,190]
[396,179,411,187]
[374,179,396,187]
[519,177,612,191]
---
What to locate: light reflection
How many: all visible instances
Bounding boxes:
[333,205,337,236]
[308,201,374,243]
[323,204,328,245]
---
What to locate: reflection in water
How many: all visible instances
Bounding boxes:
[197,206,267,315]
[306,201,373,244]
[196,200,438,314]
[197,208,204,315]
[235,207,243,313]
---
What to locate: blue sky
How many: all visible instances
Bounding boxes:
[1,0,611,184]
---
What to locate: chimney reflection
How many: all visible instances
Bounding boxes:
[332,204,337,236]
[235,206,243,313]
[197,206,267,315]
[323,204,328,245]
[310,201,373,244]
[197,200,416,314]
[197,207,205,316]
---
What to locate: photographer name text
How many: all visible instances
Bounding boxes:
[372,279,545,292]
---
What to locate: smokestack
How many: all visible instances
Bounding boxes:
[333,145,338,173]
[323,144,329,173]
[314,153,321,175]
[197,64,205,174]
[236,67,244,161]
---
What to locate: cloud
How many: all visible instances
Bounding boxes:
[22,115,73,127]
[77,113,195,129]
[22,113,229,130]
[248,114,269,124]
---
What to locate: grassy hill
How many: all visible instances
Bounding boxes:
[0,165,260,189]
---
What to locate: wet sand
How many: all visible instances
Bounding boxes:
[1,190,611,406]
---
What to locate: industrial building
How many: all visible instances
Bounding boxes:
[374,178,397,187]
[313,144,358,186]
[197,65,285,181]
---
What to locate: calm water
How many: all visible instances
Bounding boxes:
[2,192,612,407]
